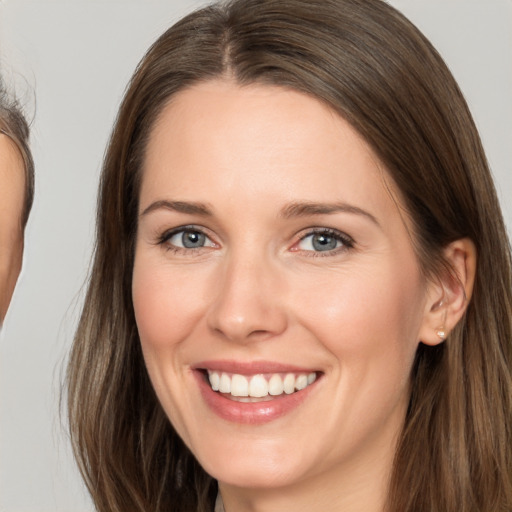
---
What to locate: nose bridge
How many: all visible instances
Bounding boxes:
[207,245,287,342]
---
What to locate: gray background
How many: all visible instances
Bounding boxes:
[0,1,510,510]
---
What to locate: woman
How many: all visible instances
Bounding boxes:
[67,0,512,511]
[0,81,34,325]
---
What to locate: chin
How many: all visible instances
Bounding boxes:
[207,460,303,490]
[189,435,313,490]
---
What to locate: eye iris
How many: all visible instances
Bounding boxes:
[182,231,205,248]
[312,233,338,251]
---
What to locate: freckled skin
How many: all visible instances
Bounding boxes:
[132,81,434,512]
[0,135,24,324]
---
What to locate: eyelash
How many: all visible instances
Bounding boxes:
[293,228,354,257]
[156,226,354,256]
[157,225,216,255]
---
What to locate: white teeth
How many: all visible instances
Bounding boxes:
[249,374,269,397]
[207,370,318,398]
[268,374,284,396]
[219,373,231,393]
[295,374,308,391]
[231,374,249,397]
[209,371,220,391]
[283,373,295,394]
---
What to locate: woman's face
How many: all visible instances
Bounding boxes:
[133,80,431,494]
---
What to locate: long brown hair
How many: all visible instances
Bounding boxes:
[67,1,512,510]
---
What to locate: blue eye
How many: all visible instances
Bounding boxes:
[297,230,352,253]
[164,228,215,250]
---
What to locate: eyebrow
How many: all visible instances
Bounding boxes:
[281,201,380,226]
[141,199,379,227]
[141,200,213,217]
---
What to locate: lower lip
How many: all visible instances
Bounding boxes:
[194,371,319,424]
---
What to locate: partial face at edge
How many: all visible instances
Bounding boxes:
[0,134,25,324]
[132,81,431,493]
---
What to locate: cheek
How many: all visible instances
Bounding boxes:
[292,260,425,378]
[132,256,208,352]
[132,254,210,435]
[286,262,425,455]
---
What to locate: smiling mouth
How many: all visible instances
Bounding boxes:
[205,370,318,402]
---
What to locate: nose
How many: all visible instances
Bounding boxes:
[206,252,288,343]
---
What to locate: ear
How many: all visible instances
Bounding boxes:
[419,238,477,346]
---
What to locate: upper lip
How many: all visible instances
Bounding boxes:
[193,360,319,375]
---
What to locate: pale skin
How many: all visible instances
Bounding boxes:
[0,134,25,324]
[132,80,476,512]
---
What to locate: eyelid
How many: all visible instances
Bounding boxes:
[291,227,354,255]
[157,224,218,249]
[154,224,353,255]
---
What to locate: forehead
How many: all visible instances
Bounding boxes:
[147,80,373,164]
[140,80,405,229]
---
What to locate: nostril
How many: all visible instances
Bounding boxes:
[208,317,284,344]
